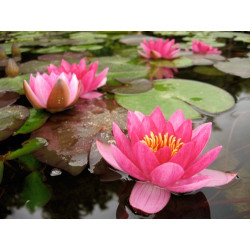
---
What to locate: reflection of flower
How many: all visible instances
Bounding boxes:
[23,72,81,113]
[138,39,180,60]
[149,67,178,81]
[97,107,237,214]
[48,59,109,99]
[192,40,221,54]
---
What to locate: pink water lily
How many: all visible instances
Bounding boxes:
[47,58,109,99]
[192,40,222,55]
[97,107,237,214]
[138,38,180,60]
[23,72,81,113]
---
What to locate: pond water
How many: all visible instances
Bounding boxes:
[0,31,250,219]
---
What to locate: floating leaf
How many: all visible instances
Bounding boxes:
[0,43,30,55]
[0,91,19,108]
[69,44,103,52]
[185,53,225,66]
[214,58,250,78]
[14,108,50,135]
[0,74,30,94]
[20,60,60,74]
[19,171,51,212]
[18,154,43,172]
[31,98,127,176]
[150,57,193,68]
[193,66,226,76]
[153,31,191,37]
[112,78,153,95]
[5,137,48,160]
[37,52,90,61]
[32,46,68,54]
[115,79,235,120]
[0,105,30,142]
[119,35,158,46]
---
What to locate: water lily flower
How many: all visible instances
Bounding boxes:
[23,72,81,113]
[97,107,237,214]
[47,59,109,99]
[192,40,221,54]
[138,38,180,60]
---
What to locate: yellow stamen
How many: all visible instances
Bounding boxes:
[141,131,184,156]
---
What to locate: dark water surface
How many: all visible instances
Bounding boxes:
[0,31,250,219]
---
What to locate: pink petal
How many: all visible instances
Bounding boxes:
[94,68,109,88]
[129,182,171,214]
[183,146,222,178]
[127,111,142,140]
[155,146,172,165]
[111,144,147,181]
[67,74,79,104]
[138,50,149,59]
[80,91,103,99]
[175,119,192,143]
[168,109,186,131]
[140,42,150,54]
[199,169,237,187]
[61,59,71,72]
[141,116,158,137]
[150,106,167,133]
[134,111,145,122]
[96,140,123,171]
[150,162,184,188]
[132,141,159,176]
[170,142,195,169]
[166,175,210,193]
[81,69,95,94]
[113,122,133,161]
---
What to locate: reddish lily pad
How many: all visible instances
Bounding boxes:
[119,35,158,46]
[37,52,90,61]
[0,105,30,142]
[20,60,61,74]
[0,91,20,108]
[31,98,127,176]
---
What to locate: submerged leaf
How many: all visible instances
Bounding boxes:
[115,79,235,119]
[31,98,127,176]
[0,105,30,142]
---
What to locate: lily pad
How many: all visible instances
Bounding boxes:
[214,58,250,78]
[14,108,50,135]
[37,52,90,61]
[20,60,61,74]
[112,78,153,95]
[69,32,107,40]
[69,45,103,52]
[150,57,193,68]
[0,74,30,94]
[119,35,158,46]
[0,105,30,142]
[32,46,68,54]
[115,79,235,120]
[185,53,225,66]
[92,56,149,85]
[193,66,226,76]
[0,91,19,108]
[31,98,127,176]
[0,43,30,55]
[153,31,191,37]
[19,171,51,212]
[4,137,48,160]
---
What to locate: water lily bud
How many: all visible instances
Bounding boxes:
[0,47,7,59]
[5,58,20,77]
[11,43,21,56]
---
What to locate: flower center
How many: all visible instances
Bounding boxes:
[141,131,184,156]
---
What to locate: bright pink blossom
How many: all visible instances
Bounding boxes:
[47,59,109,99]
[97,107,237,214]
[138,38,180,60]
[23,72,81,113]
[192,40,222,54]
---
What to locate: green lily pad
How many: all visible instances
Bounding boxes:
[31,98,127,176]
[185,53,225,66]
[19,171,51,212]
[0,43,30,55]
[37,51,90,61]
[92,56,149,85]
[32,46,68,54]
[0,74,30,94]
[4,137,48,160]
[0,91,19,108]
[0,105,30,142]
[20,60,60,74]
[193,66,226,76]
[69,44,103,52]
[14,108,50,135]
[210,31,237,39]
[150,57,193,68]
[119,35,158,46]
[153,31,191,37]
[115,79,235,120]
[214,58,250,78]
[69,32,107,40]
[112,78,153,95]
